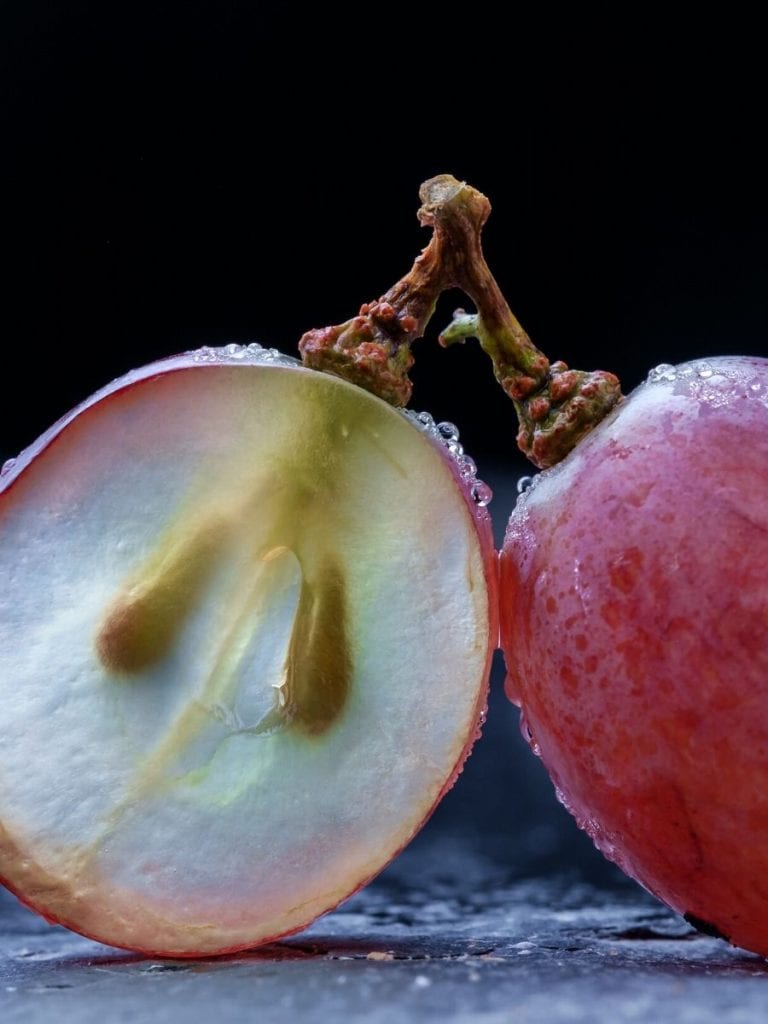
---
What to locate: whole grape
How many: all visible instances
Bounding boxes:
[501,356,768,954]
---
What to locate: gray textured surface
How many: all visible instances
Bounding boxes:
[2,864,766,1024]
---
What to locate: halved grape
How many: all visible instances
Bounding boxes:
[0,345,496,956]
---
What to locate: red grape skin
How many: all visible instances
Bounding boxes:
[500,356,768,955]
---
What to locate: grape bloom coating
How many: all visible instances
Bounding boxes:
[501,356,768,955]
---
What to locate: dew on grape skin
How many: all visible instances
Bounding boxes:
[519,711,541,756]
[1,458,16,477]
[403,410,493,508]
[437,421,459,441]
[644,358,768,412]
[471,481,493,507]
[646,363,678,384]
[191,343,299,367]
[517,475,534,495]
[459,455,477,478]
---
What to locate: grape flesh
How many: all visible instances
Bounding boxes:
[500,355,768,955]
[0,349,497,956]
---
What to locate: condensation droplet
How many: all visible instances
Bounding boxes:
[647,363,678,384]
[458,455,477,479]
[1,458,17,477]
[554,785,572,812]
[698,366,714,379]
[402,409,491,511]
[519,712,540,755]
[437,421,459,441]
[471,480,493,506]
[517,475,534,495]
[190,344,299,368]
[193,346,217,363]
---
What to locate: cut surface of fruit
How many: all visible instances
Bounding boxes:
[0,345,496,955]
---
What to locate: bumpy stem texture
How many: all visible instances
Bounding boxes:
[425,175,623,469]
[300,174,623,467]
[298,194,462,406]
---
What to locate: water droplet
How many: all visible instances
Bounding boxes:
[554,785,572,811]
[516,475,534,495]
[437,421,459,441]
[458,455,477,479]
[402,410,490,512]
[193,346,217,363]
[749,378,762,393]
[698,366,714,379]
[647,363,678,384]
[1,458,17,477]
[190,343,300,368]
[519,712,540,754]
[471,481,493,506]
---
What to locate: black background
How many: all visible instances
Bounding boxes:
[1,3,766,889]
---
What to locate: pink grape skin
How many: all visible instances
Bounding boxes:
[500,355,768,955]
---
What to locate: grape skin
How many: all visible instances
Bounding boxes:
[500,356,768,955]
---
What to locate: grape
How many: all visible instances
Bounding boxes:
[0,346,497,956]
[500,356,768,954]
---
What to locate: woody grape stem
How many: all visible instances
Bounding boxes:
[299,174,623,468]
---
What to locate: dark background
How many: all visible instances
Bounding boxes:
[1,3,766,892]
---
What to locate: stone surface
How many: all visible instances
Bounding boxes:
[2,866,766,1024]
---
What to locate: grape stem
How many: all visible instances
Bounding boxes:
[299,174,623,468]
[298,188,457,407]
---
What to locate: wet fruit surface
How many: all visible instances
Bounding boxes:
[501,356,768,955]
